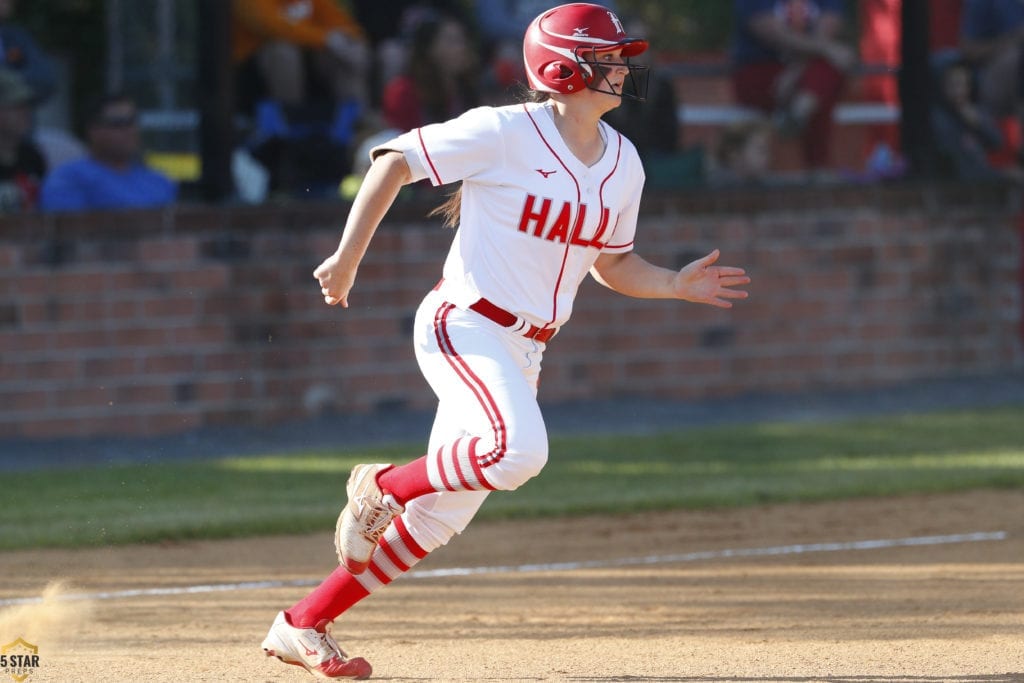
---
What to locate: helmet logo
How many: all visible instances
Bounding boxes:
[572,27,590,37]
[608,11,625,35]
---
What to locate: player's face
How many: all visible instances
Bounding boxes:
[583,48,630,108]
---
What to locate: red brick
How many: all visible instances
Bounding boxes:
[170,265,228,291]
[0,245,20,268]
[115,384,174,405]
[142,353,198,374]
[52,301,107,325]
[52,385,116,409]
[143,411,203,435]
[0,388,50,411]
[200,351,251,373]
[47,271,109,297]
[103,298,138,319]
[169,324,229,346]
[141,296,198,318]
[107,327,169,348]
[82,356,138,377]
[139,237,198,263]
[52,329,110,351]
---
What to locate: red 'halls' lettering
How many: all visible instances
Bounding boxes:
[518,194,552,237]
[545,202,572,243]
[517,194,609,248]
[588,206,611,248]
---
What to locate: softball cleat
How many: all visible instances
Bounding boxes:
[262,611,371,679]
[336,463,403,574]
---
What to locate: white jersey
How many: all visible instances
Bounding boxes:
[380,100,645,329]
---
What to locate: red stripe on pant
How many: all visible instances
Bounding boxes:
[431,303,502,489]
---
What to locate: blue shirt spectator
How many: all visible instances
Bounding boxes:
[40,93,176,212]
[40,157,176,212]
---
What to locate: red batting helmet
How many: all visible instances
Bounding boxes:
[523,3,650,100]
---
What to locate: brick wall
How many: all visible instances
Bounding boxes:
[1,183,1020,439]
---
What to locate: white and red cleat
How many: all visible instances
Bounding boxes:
[335,463,403,574]
[262,611,371,679]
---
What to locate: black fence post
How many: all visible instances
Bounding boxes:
[899,0,936,179]
[196,0,234,202]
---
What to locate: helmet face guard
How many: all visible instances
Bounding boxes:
[524,3,650,102]
[574,44,650,101]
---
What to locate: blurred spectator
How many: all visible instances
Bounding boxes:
[706,117,775,187]
[474,0,618,101]
[232,0,373,196]
[351,0,471,107]
[39,93,177,212]
[0,68,44,211]
[931,57,1023,182]
[731,0,856,170]
[32,125,86,170]
[958,0,1024,164]
[0,0,55,105]
[233,0,370,112]
[381,12,480,132]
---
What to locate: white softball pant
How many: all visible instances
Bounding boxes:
[400,288,549,553]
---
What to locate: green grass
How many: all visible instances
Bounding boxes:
[2,407,1023,550]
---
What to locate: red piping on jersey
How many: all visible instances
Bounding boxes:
[598,130,629,250]
[432,303,505,481]
[417,127,443,185]
[524,104,580,330]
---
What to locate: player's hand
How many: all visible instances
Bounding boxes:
[673,249,750,308]
[313,251,358,307]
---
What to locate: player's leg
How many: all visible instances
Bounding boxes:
[264,402,490,678]
[384,293,548,496]
[284,399,486,619]
[337,290,547,573]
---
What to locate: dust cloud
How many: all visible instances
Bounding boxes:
[0,582,93,646]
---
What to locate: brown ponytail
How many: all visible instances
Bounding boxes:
[428,184,462,229]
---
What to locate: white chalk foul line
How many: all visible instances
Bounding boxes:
[0,530,1007,607]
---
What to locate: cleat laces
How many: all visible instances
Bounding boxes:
[358,495,403,543]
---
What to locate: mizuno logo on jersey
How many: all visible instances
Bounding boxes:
[535,168,557,178]
[517,193,612,248]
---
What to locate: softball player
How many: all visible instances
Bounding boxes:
[262,4,750,678]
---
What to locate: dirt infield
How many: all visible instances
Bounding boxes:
[1,489,1022,682]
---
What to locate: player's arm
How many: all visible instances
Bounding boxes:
[314,150,412,307]
[590,250,750,309]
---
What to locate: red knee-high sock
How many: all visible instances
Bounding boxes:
[380,437,498,505]
[377,455,433,505]
[286,516,430,627]
[286,566,370,629]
